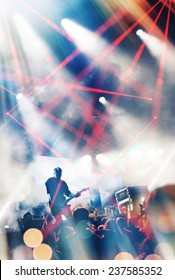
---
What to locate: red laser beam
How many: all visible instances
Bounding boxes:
[95,8,128,35]
[101,0,163,58]
[118,0,168,92]
[8,98,105,155]
[0,85,16,96]
[8,49,80,114]
[7,68,151,148]
[39,108,88,141]
[8,1,156,116]
[153,0,172,120]
[74,0,163,82]
[5,1,159,163]
[7,112,66,158]
[43,81,152,100]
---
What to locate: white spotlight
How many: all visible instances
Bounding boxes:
[136,29,144,36]
[96,153,110,165]
[136,30,165,59]
[61,18,107,56]
[99,96,107,105]
[16,93,24,100]
[96,154,104,161]
[83,155,92,162]
[61,18,70,28]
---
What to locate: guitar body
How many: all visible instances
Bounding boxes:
[49,200,71,216]
[49,188,89,217]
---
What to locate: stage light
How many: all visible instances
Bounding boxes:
[96,153,111,167]
[99,96,107,105]
[61,18,107,57]
[16,93,24,100]
[4,225,9,229]
[74,155,92,176]
[96,154,103,161]
[136,30,168,60]
[136,29,144,36]
[81,155,92,168]
[96,153,105,162]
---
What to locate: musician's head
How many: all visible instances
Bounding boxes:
[53,167,62,179]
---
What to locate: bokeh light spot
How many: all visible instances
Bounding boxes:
[114,252,134,260]
[154,242,174,259]
[23,228,43,248]
[33,243,52,260]
[145,254,162,260]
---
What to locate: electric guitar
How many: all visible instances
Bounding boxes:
[58,187,89,210]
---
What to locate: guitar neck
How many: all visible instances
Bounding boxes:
[65,188,88,204]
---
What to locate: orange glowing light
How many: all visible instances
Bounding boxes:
[23,228,43,248]
[114,252,134,260]
[145,254,163,260]
[33,243,52,260]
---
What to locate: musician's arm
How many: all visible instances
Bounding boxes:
[63,181,75,197]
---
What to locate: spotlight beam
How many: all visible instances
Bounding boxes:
[16,0,73,42]
[101,0,163,58]
[149,145,175,190]
[8,49,80,114]
[38,107,90,143]
[119,0,168,91]
[32,102,115,155]
[7,112,65,158]
[114,117,157,161]
[153,0,172,120]
[10,0,161,115]
[69,121,87,158]
[29,80,152,156]
[74,0,163,82]
[9,99,107,156]
[8,2,156,116]
[2,5,25,88]
[6,1,157,160]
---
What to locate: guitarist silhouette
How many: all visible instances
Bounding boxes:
[45,167,88,222]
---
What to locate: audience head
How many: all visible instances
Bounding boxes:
[145,184,175,233]
[72,207,90,224]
